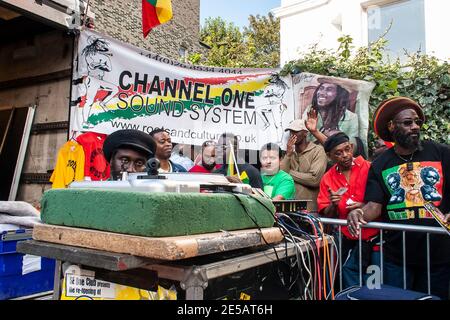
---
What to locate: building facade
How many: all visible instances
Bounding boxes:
[273,0,450,65]
[0,0,202,205]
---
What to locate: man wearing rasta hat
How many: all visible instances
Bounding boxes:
[103,129,156,180]
[347,96,450,299]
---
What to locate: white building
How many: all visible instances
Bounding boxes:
[272,0,450,65]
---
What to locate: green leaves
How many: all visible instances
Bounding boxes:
[281,36,450,150]
[195,14,280,68]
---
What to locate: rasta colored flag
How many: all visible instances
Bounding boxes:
[226,144,250,184]
[142,0,173,37]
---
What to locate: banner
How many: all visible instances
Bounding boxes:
[70,30,294,150]
[70,30,374,151]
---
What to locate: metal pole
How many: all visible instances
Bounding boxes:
[8,105,36,201]
[427,233,431,295]
[52,260,62,300]
[318,218,446,234]
[0,107,15,155]
[359,229,362,287]
[403,231,406,290]
[380,230,383,285]
[339,226,342,291]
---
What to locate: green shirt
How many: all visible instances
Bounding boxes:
[261,170,295,200]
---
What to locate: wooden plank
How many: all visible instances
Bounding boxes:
[91,268,159,291]
[32,224,284,261]
[17,240,156,271]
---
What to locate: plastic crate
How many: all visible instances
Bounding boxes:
[0,252,55,277]
[0,229,32,254]
[0,266,55,300]
[0,228,55,299]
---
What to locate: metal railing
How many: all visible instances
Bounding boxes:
[317,218,447,294]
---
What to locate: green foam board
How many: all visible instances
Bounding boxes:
[40,189,275,237]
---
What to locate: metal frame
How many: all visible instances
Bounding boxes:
[18,238,328,300]
[318,217,446,295]
[0,107,15,155]
[8,104,36,201]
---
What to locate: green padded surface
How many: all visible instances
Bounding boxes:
[40,189,275,237]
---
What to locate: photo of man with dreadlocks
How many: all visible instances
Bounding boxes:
[256,73,290,144]
[75,36,118,129]
[290,73,375,157]
[305,78,359,139]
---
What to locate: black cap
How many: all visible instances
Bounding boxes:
[323,132,350,153]
[103,129,156,163]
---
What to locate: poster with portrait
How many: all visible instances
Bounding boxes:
[291,72,375,154]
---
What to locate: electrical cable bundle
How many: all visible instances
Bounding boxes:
[212,191,338,300]
[275,211,339,300]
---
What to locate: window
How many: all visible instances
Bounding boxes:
[179,47,187,58]
[367,0,426,60]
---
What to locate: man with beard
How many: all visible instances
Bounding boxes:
[281,119,327,211]
[347,97,450,299]
[149,129,187,173]
[103,129,156,180]
[189,140,220,173]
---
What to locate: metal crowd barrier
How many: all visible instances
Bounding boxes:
[317,218,447,294]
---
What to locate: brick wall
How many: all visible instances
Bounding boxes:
[91,0,202,60]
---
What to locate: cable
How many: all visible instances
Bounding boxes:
[276,213,322,299]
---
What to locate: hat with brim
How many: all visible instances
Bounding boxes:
[103,129,156,163]
[317,77,360,92]
[373,96,425,142]
[285,119,308,132]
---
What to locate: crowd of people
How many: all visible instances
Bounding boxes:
[101,96,449,299]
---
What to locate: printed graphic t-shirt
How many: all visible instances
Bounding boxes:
[261,170,295,200]
[76,132,110,181]
[50,140,85,188]
[364,141,450,266]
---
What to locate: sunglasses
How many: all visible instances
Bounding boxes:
[394,119,424,127]
[202,140,216,147]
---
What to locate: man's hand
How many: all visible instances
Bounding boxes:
[346,202,364,211]
[328,188,342,207]
[286,135,297,157]
[347,209,367,237]
[226,176,242,184]
[305,109,319,133]
[444,213,450,224]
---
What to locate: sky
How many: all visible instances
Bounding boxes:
[200,0,281,29]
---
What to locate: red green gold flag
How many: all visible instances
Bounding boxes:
[142,0,173,38]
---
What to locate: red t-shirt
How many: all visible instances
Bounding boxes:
[189,164,220,173]
[317,156,378,240]
[76,132,110,181]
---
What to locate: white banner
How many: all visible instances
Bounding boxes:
[70,30,295,150]
[70,30,374,151]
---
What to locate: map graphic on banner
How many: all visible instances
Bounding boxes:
[70,30,374,150]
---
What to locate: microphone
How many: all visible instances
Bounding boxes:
[145,157,160,176]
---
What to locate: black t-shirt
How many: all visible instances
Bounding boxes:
[365,141,450,267]
[215,162,263,189]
